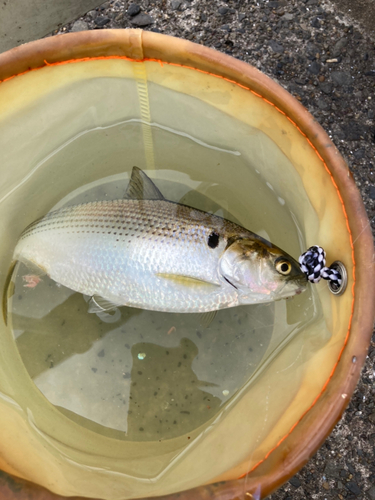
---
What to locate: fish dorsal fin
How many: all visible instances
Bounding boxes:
[124,167,165,201]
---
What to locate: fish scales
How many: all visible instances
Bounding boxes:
[13,167,307,314]
[15,199,249,312]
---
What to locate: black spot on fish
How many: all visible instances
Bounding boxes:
[208,232,220,249]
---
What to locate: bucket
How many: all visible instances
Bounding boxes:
[0,29,373,500]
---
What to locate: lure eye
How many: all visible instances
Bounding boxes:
[275,259,292,275]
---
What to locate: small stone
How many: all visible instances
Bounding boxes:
[138,352,146,360]
[71,20,88,32]
[171,0,182,10]
[289,476,301,488]
[338,481,344,489]
[320,82,333,94]
[353,149,365,159]
[222,389,229,396]
[98,349,105,357]
[317,97,329,110]
[94,16,111,27]
[306,42,318,55]
[325,462,341,478]
[368,109,375,119]
[268,1,280,8]
[130,13,154,26]
[311,17,321,28]
[322,481,330,490]
[319,75,325,82]
[367,485,375,500]
[340,121,367,141]
[346,482,361,496]
[269,40,284,53]
[218,6,229,15]
[332,38,348,56]
[127,3,141,16]
[347,461,355,471]
[308,61,320,74]
[365,70,375,77]
[238,13,246,21]
[332,71,352,86]
[295,77,308,85]
[282,13,294,20]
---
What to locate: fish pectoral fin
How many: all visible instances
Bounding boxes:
[156,273,219,288]
[87,295,123,314]
[124,166,165,201]
[199,310,217,328]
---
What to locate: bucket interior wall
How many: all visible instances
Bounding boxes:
[0,58,354,499]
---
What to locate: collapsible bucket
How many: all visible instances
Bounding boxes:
[0,30,373,500]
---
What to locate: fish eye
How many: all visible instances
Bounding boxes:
[275,259,292,275]
[208,232,220,249]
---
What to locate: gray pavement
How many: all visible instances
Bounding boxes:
[0,0,100,52]
[329,0,375,35]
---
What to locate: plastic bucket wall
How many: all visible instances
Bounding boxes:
[0,30,373,500]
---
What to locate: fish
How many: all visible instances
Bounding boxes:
[12,167,307,316]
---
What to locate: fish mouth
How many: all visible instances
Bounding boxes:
[286,273,308,287]
[293,278,308,296]
[278,276,307,299]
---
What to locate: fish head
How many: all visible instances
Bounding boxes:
[219,238,307,303]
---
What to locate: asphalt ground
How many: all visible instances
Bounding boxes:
[45,0,375,498]
[330,0,375,36]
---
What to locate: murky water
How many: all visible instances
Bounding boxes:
[5,122,317,441]
[0,60,334,499]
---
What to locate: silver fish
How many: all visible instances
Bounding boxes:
[13,167,307,314]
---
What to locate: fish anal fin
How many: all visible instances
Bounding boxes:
[199,310,217,328]
[88,295,123,314]
[124,166,165,201]
[156,273,219,289]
